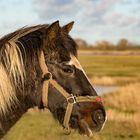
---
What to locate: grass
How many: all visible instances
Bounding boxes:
[103,83,140,112]
[4,111,103,140]
[4,109,140,140]
[78,55,140,77]
[78,55,140,85]
[103,82,140,139]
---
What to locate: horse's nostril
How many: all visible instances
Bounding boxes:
[92,109,105,124]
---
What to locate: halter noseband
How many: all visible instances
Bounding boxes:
[38,50,102,134]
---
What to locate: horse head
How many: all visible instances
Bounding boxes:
[41,21,107,136]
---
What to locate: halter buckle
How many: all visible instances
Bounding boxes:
[42,72,52,82]
[67,94,76,104]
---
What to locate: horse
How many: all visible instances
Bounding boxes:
[0,21,106,138]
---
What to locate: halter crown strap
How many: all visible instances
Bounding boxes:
[38,51,50,107]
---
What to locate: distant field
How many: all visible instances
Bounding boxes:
[78,55,140,77]
[78,55,140,85]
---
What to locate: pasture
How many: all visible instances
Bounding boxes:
[4,109,140,140]
[78,54,140,85]
[4,53,140,140]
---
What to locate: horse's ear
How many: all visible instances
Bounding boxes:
[46,20,60,41]
[62,21,74,34]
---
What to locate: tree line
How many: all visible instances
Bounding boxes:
[76,38,140,50]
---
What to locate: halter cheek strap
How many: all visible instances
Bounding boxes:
[38,50,102,134]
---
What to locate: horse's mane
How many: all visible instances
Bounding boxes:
[0,23,77,115]
[0,24,48,115]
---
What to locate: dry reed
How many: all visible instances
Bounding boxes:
[103,83,140,132]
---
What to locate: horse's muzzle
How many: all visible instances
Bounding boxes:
[69,103,106,137]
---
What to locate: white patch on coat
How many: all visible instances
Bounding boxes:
[69,54,92,84]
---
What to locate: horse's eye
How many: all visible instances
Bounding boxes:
[62,66,74,74]
[63,68,73,73]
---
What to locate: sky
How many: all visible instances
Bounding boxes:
[0,0,140,44]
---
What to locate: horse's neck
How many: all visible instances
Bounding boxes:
[0,101,30,139]
[0,62,42,139]
[0,89,42,139]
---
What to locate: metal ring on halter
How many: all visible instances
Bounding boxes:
[67,94,76,104]
[42,72,52,82]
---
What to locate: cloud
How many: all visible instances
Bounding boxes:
[102,12,140,28]
[34,0,118,22]
[33,0,126,30]
[34,0,78,21]
[0,0,140,44]
[31,0,140,43]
